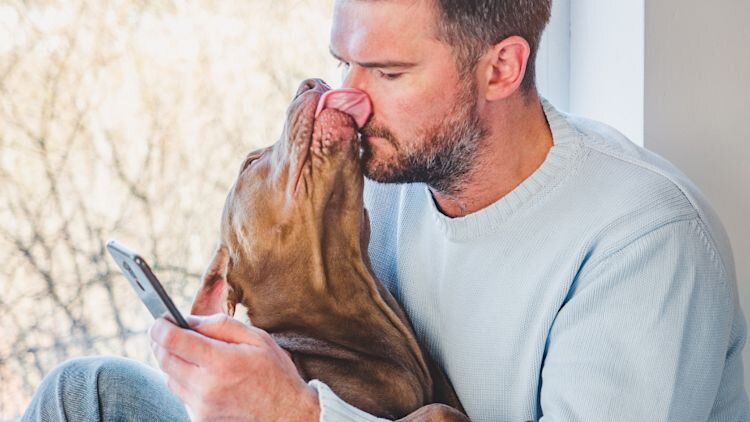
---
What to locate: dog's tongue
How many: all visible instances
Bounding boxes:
[315,88,372,129]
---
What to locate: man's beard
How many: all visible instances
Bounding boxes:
[359,79,488,196]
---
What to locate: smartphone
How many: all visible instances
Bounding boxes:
[106,240,191,330]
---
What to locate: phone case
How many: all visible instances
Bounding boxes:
[106,240,190,329]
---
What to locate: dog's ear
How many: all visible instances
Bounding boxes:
[191,245,237,316]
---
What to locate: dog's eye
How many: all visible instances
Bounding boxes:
[239,147,271,175]
[239,153,262,174]
[240,145,273,174]
[240,157,256,173]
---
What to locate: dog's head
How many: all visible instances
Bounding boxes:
[192,79,369,318]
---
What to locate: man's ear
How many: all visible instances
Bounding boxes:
[480,35,531,101]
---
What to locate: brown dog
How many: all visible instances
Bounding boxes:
[192,79,468,421]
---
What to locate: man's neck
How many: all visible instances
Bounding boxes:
[431,94,553,218]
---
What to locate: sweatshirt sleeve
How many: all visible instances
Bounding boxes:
[539,217,747,421]
[308,380,391,422]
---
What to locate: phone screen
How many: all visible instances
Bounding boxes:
[107,240,191,330]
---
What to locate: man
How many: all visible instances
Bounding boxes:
[22,0,749,421]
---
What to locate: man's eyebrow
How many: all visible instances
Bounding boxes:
[329,47,417,69]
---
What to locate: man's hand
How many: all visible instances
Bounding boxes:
[149,278,320,421]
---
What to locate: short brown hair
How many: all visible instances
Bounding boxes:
[432,0,552,93]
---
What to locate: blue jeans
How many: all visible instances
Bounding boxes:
[21,356,190,421]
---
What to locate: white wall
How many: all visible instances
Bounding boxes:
[538,0,644,145]
[568,0,645,146]
[643,0,750,385]
[536,0,570,111]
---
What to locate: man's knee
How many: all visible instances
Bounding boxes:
[23,356,188,422]
[84,356,162,393]
[45,355,157,394]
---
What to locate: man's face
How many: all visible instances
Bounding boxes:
[330,0,488,194]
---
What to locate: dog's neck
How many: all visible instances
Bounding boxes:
[237,226,433,387]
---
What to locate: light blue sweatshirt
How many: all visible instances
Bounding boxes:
[308,100,749,421]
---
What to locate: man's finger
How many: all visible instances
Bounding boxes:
[150,317,226,365]
[187,313,271,348]
[165,373,193,406]
[151,339,200,388]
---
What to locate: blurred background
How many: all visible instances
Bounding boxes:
[0,0,338,417]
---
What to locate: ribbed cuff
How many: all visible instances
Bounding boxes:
[308,379,390,422]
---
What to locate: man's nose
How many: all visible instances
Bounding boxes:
[341,65,367,91]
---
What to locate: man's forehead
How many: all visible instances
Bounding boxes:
[330,0,441,60]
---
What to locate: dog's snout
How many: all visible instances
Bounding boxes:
[294,78,330,99]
